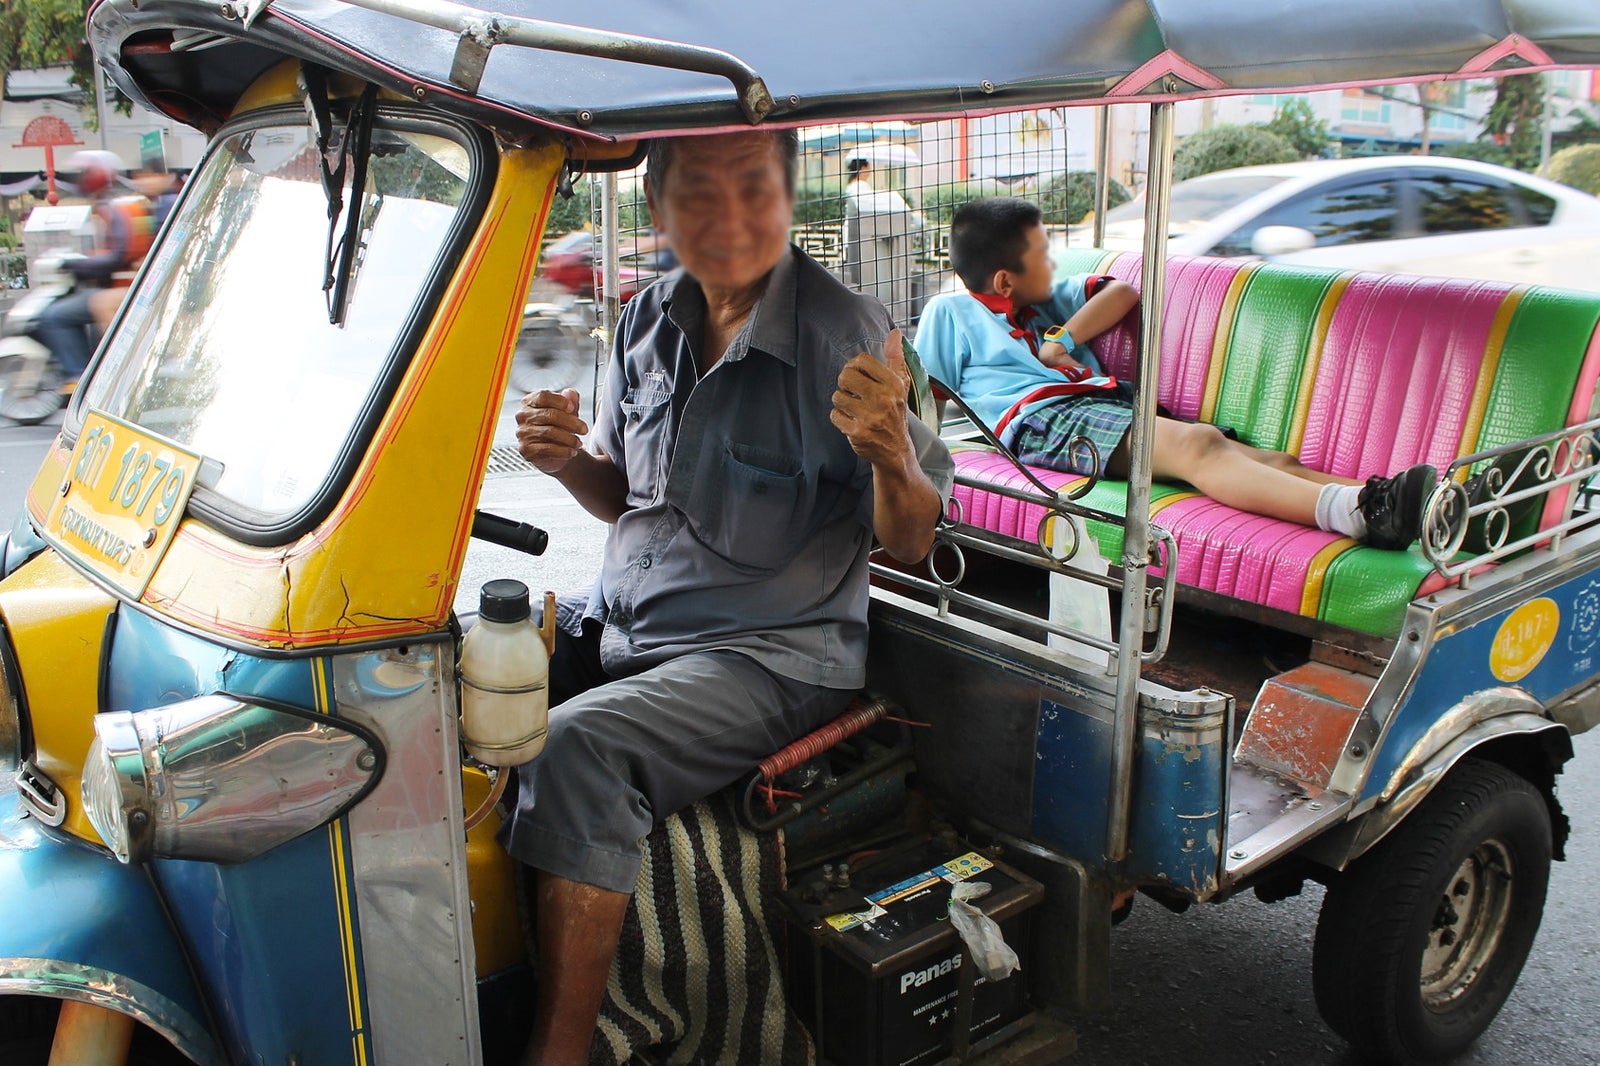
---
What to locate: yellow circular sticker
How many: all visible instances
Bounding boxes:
[1490,598,1560,682]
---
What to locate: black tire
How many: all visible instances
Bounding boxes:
[1312,757,1551,1066]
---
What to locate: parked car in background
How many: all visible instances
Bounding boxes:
[1089,156,1600,290]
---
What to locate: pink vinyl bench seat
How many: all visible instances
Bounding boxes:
[940,252,1600,637]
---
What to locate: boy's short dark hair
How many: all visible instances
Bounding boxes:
[949,197,1043,293]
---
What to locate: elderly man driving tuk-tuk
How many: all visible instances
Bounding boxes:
[506,128,955,1064]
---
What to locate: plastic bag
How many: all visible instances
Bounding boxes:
[1045,513,1111,669]
[947,881,1020,982]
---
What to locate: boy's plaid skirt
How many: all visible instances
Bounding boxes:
[1011,382,1135,477]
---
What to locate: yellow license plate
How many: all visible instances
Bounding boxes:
[44,411,202,598]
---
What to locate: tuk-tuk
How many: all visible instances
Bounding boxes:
[2,1,1598,1063]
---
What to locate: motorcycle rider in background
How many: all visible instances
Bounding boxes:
[30,150,153,391]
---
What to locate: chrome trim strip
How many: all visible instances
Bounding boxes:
[1378,688,1544,803]
[335,645,483,1066]
[0,959,224,1066]
[15,760,65,828]
[1223,789,1352,885]
[1315,714,1566,868]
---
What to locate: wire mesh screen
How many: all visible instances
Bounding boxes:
[512,113,1128,409]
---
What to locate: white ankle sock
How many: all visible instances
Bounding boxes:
[1315,483,1367,540]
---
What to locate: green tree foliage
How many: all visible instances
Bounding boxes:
[1260,98,1333,159]
[1036,171,1132,225]
[1478,73,1544,171]
[0,0,85,76]
[1173,125,1298,181]
[919,179,1012,223]
[1547,143,1600,196]
[794,179,846,226]
[1,0,135,121]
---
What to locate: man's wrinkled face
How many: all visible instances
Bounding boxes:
[647,133,795,294]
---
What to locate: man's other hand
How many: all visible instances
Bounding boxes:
[831,329,915,467]
[516,388,589,476]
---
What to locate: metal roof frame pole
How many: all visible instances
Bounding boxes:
[1105,99,1174,868]
[1092,106,1111,248]
[600,172,622,343]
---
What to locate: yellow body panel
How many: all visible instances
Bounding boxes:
[25,140,566,650]
[0,549,117,844]
[464,768,527,975]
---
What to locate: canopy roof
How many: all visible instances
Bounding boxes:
[91,0,1600,140]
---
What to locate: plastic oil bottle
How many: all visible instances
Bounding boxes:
[459,579,553,766]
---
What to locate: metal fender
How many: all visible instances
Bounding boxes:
[0,784,222,1066]
[1320,690,1571,867]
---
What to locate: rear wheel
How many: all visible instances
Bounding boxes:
[1312,757,1551,1065]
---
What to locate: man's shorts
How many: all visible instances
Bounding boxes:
[1011,383,1136,477]
[497,620,852,894]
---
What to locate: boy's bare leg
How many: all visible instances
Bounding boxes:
[522,872,630,1066]
[1227,439,1360,487]
[1110,419,1340,526]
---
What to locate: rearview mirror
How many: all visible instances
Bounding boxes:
[1251,225,1317,257]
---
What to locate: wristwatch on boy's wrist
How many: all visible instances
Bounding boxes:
[1042,324,1075,348]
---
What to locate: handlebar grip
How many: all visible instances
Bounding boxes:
[471,511,549,556]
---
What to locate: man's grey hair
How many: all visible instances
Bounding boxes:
[645,130,801,196]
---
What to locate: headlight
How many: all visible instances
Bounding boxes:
[81,694,383,864]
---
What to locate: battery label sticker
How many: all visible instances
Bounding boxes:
[822,852,994,932]
[824,903,887,932]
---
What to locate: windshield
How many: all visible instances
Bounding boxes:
[1104,174,1290,226]
[80,115,471,522]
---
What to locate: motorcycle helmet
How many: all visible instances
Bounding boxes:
[66,149,126,196]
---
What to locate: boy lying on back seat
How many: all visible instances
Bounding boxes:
[914,196,1469,551]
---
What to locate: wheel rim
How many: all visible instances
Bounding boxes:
[1420,839,1515,1010]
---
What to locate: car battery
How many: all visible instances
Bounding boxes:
[782,838,1043,1066]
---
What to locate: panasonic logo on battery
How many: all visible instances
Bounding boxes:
[901,953,962,994]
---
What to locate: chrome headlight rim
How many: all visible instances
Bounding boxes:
[82,691,386,865]
[81,711,152,863]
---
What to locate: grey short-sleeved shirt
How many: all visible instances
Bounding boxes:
[575,245,954,689]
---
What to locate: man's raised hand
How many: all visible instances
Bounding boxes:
[515,388,589,476]
[831,329,914,468]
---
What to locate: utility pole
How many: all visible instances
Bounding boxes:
[1539,72,1555,176]
[93,66,111,150]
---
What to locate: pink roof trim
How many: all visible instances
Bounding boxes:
[1461,35,1556,74]
[1106,50,1227,97]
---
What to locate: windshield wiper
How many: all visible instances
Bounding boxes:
[303,65,379,326]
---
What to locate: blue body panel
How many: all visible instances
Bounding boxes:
[0,786,222,1066]
[100,609,369,1065]
[1365,574,1600,804]
[1032,697,1226,892]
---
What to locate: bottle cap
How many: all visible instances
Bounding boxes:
[479,579,531,624]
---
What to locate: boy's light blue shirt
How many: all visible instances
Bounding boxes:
[915,273,1114,443]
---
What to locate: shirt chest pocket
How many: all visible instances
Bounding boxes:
[685,441,808,573]
[619,385,673,496]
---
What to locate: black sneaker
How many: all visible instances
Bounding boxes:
[1358,464,1437,550]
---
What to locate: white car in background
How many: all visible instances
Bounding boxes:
[1090,156,1600,291]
